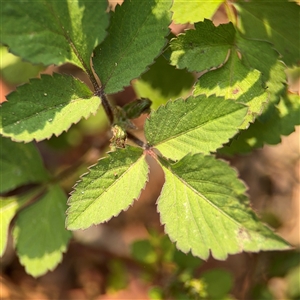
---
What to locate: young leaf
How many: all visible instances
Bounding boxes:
[66,146,149,230]
[234,0,300,67]
[0,136,48,193]
[0,191,40,256]
[0,0,109,71]
[145,95,247,161]
[157,154,290,260]
[220,93,300,155]
[13,184,72,277]
[133,55,195,109]
[194,52,268,128]
[0,73,100,142]
[236,35,286,108]
[171,0,224,24]
[169,20,235,72]
[92,0,172,94]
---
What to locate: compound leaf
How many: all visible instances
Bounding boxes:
[157,154,290,260]
[93,0,172,94]
[145,95,247,160]
[194,52,268,128]
[0,0,109,71]
[171,0,224,24]
[234,0,300,67]
[133,55,195,109]
[220,92,300,155]
[66,146,149,230]
[0,190,42,256]
[0,73,100,142]
[13,184,72,277]
[0,136,48,193]
[169,20,235,72]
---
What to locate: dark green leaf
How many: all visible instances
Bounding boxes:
[133,55,195,109]
[93,0,172,94]
[236,35,286,109]
[0,190,42,256]
[13,184,72,277]
[0,74,100,142]
[219,93,300,155]
[169,20,235,72]
[0,0,109,71]
[0,136,48,193]
[234,0,300,66]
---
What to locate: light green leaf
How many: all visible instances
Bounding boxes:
[133,55,195,109]
[234,0,300,67]
[171,0,224,24]
[93,0,172,94]
[169,20,235,72]
[220,92,300,155]
[194,52,268,128]
[0,73,101,142]
[0,190,41,256]
[0,0,109,71]
[13,184,72,277]
[157,154,290,260]
[66,146,149,230]
[236,35,286,109]
[0,136,48,193]
[145,95,247,160]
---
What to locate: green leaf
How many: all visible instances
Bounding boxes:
[194,52,268,128]
[131,240,157,264]
[201,269,233,299]
[0,190,41,256]
[0,46,44,85]
[234,0,300,67]
[145,95,247,160]
[0,0,109,71]
[171,0,224,24]
[0,73,100,142]
[236,35,286,109]
[66,146,149,230]
[169,20,235,72]
[219,93,300,155]
[0,136,48,193]
[133,55,195,109]
[93,0,172,94]
[13,184,72,277]
[157,153,290,260]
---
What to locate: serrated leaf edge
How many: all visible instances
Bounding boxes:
[1,73,101,143]
[66,147,150,229]
[155,153,288,259]
[145,94,249,156]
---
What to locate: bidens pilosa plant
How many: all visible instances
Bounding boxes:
[0,0,299,277]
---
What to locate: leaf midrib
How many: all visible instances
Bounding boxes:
[151,106,243,146]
